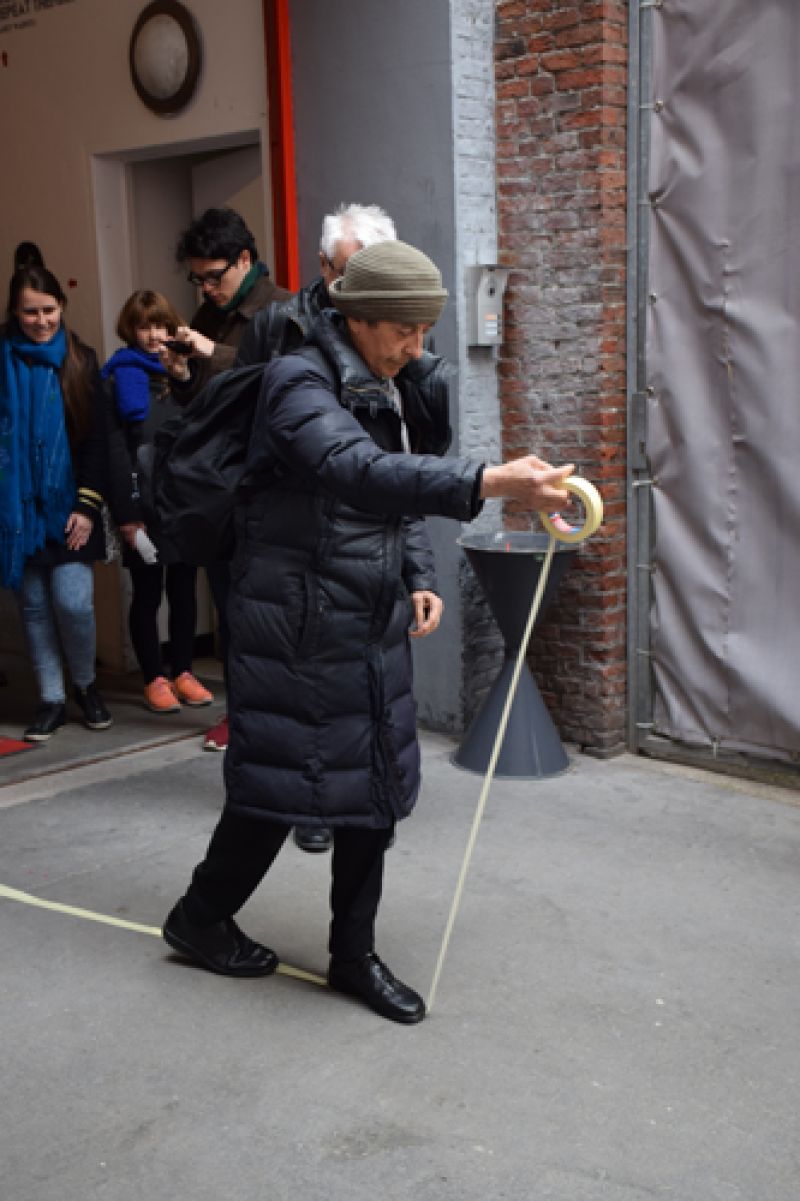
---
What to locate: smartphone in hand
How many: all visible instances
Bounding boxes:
[163,338,194,355]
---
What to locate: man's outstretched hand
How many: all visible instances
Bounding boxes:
[480,455,575,511]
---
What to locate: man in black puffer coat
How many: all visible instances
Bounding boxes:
[163,242,575,1024]
[236,202,414,856]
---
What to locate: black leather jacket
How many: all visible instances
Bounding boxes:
[236,276,329,366]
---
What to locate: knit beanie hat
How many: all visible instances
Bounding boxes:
[329,240,448,323]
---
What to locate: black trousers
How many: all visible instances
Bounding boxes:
[128,560,197,684]
[183,808,394,961]
[205,562,230,692]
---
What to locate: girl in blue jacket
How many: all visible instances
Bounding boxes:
[103,290,213,715]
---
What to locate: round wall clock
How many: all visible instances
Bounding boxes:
[129,0,202,116]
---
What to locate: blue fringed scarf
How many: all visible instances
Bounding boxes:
[101,345,166,422]
[0,324,74,590]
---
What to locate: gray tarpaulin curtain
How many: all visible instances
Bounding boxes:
[646,1,800,761]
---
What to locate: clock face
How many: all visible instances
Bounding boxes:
[132,15,189,102]
[129,1,202,115]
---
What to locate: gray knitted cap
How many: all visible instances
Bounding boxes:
[329,240,448,323]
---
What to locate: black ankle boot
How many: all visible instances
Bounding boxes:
[73,682,112,730]
[24,702,67,742]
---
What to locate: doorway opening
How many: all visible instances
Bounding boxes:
[92,131,271,359]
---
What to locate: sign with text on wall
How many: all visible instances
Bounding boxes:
[0,0,77,37]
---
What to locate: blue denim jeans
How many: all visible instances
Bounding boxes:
[19,562,97,704]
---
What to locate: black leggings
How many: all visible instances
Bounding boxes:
[128,560,198,684]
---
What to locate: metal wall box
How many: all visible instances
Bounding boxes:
[465,264,510,346]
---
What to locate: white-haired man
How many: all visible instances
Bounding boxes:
[236,202,398,367]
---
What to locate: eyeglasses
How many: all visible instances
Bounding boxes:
[323,255,348,279]
[186,259,237,288]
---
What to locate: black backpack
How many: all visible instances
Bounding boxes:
[137,346,451,566]
[137,364,265,565]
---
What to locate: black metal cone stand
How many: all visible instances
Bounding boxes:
[453,530,577,779]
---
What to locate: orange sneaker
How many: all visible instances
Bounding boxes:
[145,676,180,713]
[173,671,213,707]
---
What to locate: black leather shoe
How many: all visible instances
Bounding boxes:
[163,900,278,977]
[23,702,67,742]
[328,953,425,1024]
[293,824,333,853]
[73,683,112,730]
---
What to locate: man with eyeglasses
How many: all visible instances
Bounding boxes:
[170,207,290,388]
[164,207,290,754]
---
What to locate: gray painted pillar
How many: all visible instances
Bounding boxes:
[289,0,500,733]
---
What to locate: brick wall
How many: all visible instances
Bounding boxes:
[494,0,628,754]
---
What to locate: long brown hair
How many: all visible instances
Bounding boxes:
[7,264,93,443]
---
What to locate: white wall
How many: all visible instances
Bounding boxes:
[0,0,273,352]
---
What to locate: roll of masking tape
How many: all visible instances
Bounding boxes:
[540,475,603,544]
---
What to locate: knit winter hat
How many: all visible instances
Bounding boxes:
[329,240,448,323]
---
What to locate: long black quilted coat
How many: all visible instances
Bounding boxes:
[223,311,484,829]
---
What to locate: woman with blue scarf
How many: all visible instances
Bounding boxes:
[0,265,113,740]
[102,290,213,716]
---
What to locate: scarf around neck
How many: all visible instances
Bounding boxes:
[0,323,75,590]
[101,344,166,422]
[217,261,267,313]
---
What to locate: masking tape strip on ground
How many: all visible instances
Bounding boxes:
[0,882,326,987]
[540,475,604,544]
[427,476,603,1012]
[3,479,602,1012]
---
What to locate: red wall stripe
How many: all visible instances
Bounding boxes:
[263,0,300,290]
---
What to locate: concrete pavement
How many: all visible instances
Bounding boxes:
[1,713,799,1200]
